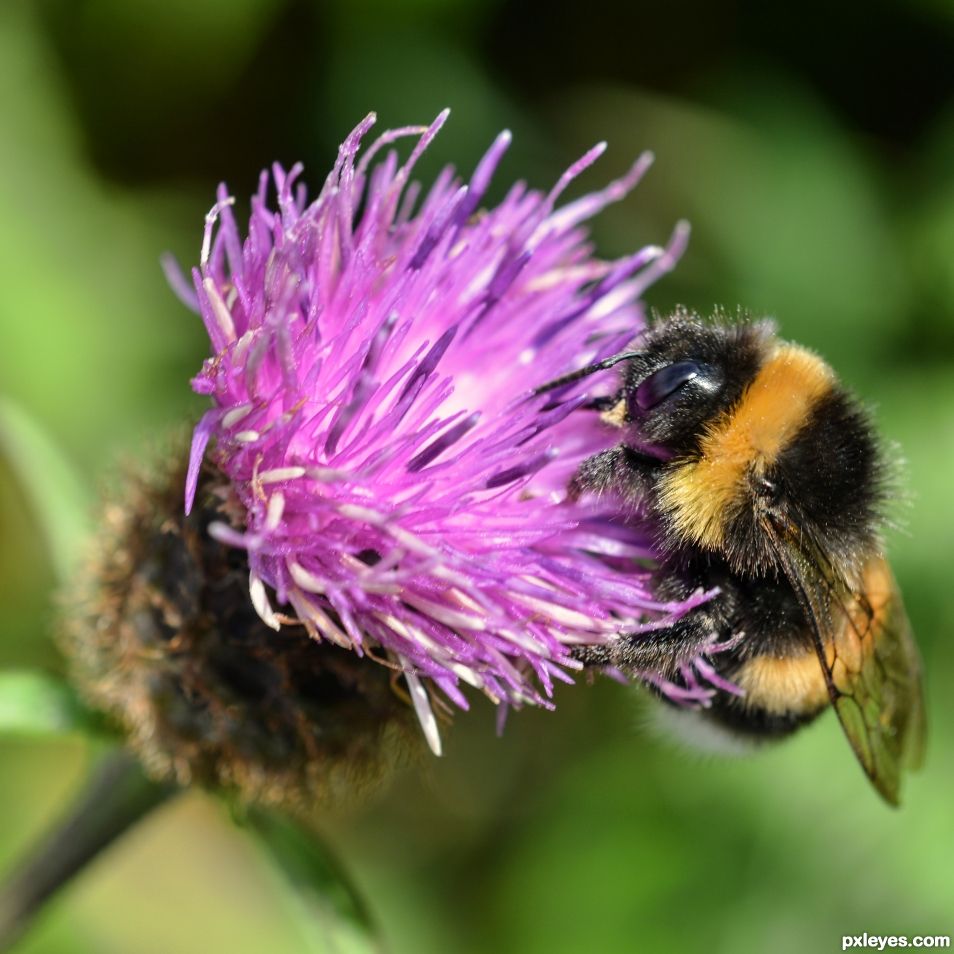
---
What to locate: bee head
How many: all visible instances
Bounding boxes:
[618,312,773,457]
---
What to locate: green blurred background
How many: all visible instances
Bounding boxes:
[2,0,953,951]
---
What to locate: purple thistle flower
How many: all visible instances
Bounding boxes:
[175,109,718,754]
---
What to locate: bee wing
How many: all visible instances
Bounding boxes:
[763,519,925,806]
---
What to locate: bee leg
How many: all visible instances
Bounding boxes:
[569,445,661,504]
[573,572,736,678]
[573,608,725,677]
[568,447,625,500]
[580,395,619,412]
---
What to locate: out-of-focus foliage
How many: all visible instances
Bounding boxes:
[1,0,952,951]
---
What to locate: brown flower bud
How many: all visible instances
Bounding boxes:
[59,437,421,814]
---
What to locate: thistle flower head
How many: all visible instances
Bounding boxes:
[180,110,703,754]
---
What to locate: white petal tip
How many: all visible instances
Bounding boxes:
[249,573,281,631]
[404,668,443,756]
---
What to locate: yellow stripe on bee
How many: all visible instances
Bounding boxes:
[658,344,835,550]
[735,557,892,718]
[734,651,831,715]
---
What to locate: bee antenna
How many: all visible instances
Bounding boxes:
[532,351,640,396]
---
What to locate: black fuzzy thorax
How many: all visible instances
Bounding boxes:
[770,385,886,571]
[714,380,887,582]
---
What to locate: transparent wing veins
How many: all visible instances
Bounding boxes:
[760,514,924,806]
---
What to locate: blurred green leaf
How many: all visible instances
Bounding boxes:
[559,81,910,371]
[0,1,208,476]
[0,398,89,583]
[247,809,384,954]
[0,670,88,738]
[63,0,284,132]
[0,751,175,951]
[906,172,954,353]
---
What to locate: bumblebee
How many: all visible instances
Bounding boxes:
[541,309,925,805]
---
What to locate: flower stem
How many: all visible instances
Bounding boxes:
[0,750,176,951]
[246,807,384,951]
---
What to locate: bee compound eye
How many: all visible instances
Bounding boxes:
[633,360,709,412]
